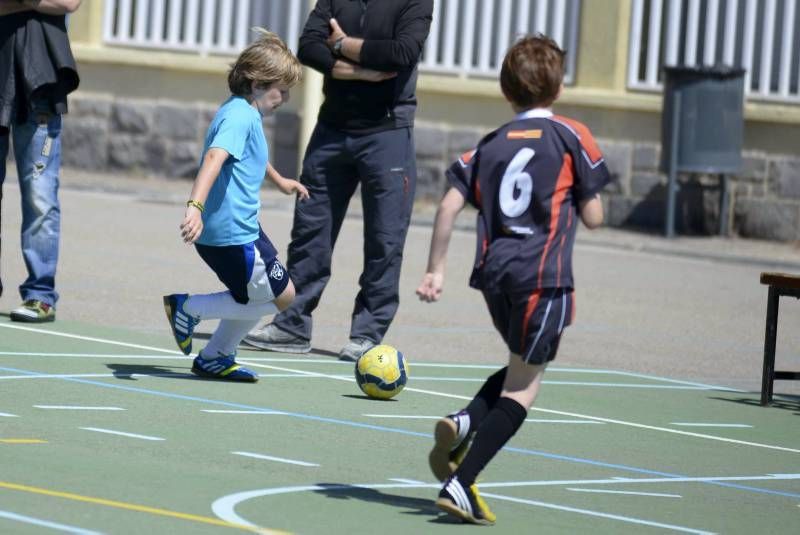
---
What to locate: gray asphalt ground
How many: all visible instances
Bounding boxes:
[1,168,799,397]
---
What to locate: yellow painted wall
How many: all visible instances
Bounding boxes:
[66,0,800,155]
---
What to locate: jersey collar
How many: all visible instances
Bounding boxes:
[514,108,553,120]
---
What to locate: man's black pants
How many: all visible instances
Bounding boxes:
[273,122,417,344]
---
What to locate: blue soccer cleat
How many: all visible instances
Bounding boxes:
[192,352,259,382]
[163,294,199,355]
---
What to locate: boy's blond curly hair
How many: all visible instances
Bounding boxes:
[228,28,302,96]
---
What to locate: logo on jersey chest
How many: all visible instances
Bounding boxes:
[507,129,542,139]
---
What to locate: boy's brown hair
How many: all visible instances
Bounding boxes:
[500,34,565,109]
[228,28,303,96]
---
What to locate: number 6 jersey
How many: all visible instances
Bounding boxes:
[446,108,611,293]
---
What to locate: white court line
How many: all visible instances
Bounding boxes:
[388,478,426,484]
[363,414,439,419]
[239,373,708,390]
[0,350,740,391]
[567,488,682,498]
[0,411,19,417]
[2,324,794,454]
[479,491,710,534]
[212,483,712,534]
[231,451,318,467]
[80,427,165,441]
[229,361,800,454]
[0,510,102,535]
[202,410,286,415]
[475,473,800,489]
[0,348,744,391]
[526,419,604,424]
[671,423,752,428]
[0,324,179,355]
[363,414,603,424]
[0,373,190,380]
[35,406,126,411]
[0,352,183,359]
[362,377,710,389]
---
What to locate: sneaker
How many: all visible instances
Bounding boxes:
[436,476,496,526]
[429,411,472,481]
[163,294,199,355]
[192,352,259,382]
[10,300,55,323]
[338,338,375,362]
[241,323,311,353]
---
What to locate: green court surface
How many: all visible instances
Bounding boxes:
[1,318,799,534]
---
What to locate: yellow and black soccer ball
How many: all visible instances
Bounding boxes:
[354,345,409,400]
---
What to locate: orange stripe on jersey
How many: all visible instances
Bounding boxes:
[556,208,574,286]
[473,177,482,206]
[520,289,543,351]
[551,115,603,165]
[507,129,542,140]
[459,149,476,165]
[537,153,574,287]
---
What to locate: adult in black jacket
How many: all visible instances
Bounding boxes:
[0,0,80,322]
[244,0,433,360]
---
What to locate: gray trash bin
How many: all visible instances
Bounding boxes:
[660,65,745,237]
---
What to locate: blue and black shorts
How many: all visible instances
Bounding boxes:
[482,287,574,365]
[195,228,289,305]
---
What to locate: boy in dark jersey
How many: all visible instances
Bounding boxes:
[416,35,610,525]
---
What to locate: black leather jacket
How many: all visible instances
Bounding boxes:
[0,12,79,131]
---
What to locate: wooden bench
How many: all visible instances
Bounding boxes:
[760,272,800,405]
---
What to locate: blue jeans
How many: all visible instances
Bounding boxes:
[0,109,62,306]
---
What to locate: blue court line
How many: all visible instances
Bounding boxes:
[1,364,798,500]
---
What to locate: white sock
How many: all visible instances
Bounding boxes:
[202,318,262,359]
[184,291,279,320]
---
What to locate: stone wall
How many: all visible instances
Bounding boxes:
[7,94,799,242]
[59,95,301,179]
[599,142,800,241]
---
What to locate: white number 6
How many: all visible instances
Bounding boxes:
[499,148,535,217]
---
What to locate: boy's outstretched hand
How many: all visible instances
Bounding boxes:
[275,177,310,201]
[267,164,310,200]
[181,205,204,244]
[416,272,444,302]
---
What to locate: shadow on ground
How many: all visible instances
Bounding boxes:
[106,363,195,381]
[709,394,800,414]
[312,483,459,524]
[191,331,343,359]
[340,394,397,402]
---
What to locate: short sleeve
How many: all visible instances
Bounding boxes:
[573,148,610,201]
[554,118,611,201]
[209,114,250,161]
[446,149,480,208]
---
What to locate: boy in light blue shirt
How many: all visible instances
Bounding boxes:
[163,29,308,382]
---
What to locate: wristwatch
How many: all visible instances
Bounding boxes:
[332,37,345,57]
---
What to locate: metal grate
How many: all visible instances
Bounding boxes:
[102,0,581,84]
[628,0,800,103]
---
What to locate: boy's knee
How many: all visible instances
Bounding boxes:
[274,281,296,311]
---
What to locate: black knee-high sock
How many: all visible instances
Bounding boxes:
[461,367,507,434]
[453,397,527,487]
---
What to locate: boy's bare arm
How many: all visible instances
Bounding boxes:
[180,148,228,244]
[417,187,466,302]
[266,163,309,200]
[579,194,604,229]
